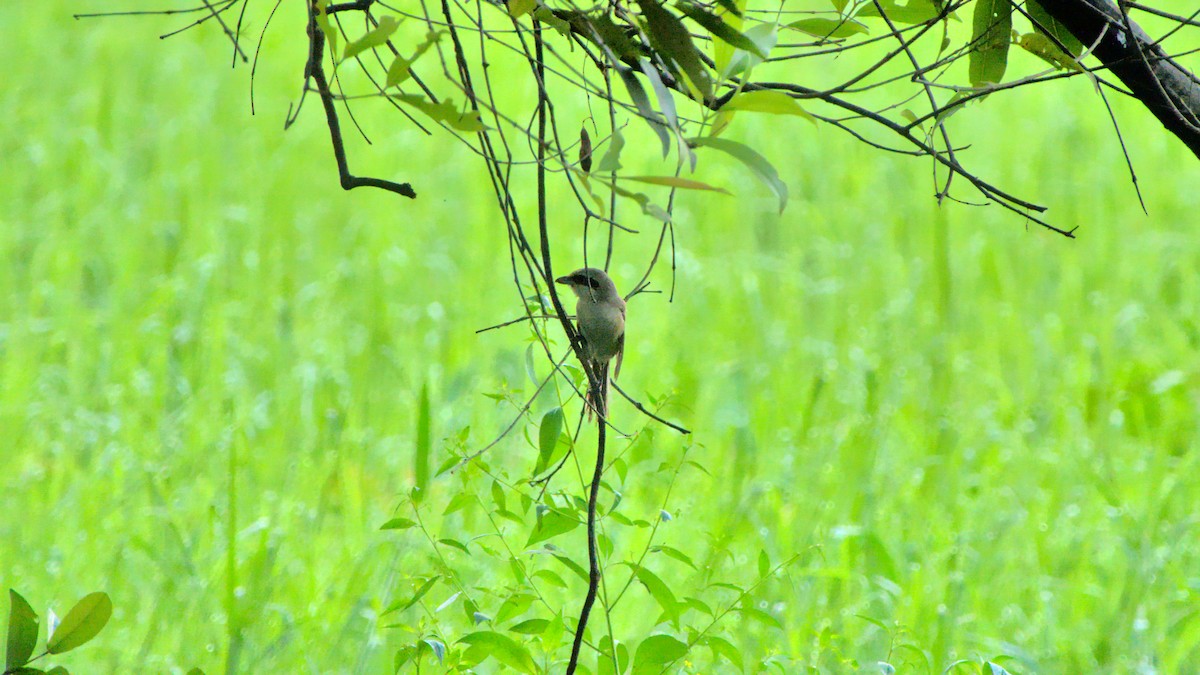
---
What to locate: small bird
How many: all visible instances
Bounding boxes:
[555,267,625,418]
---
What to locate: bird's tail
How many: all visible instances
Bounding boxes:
[586,361,609,421]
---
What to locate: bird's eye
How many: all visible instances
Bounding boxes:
[586,277,601,290]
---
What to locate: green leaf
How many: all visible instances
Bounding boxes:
[6,590,39,670]
[47,667,70,675]
[677,4,763,56]
[535,408,564,475]
[413,382,431,501]
[968,0,1012,86]
[1026,1,1081,57]
[701,635,743,671]
[689,137,787,213]
[380,517,417,530]
[313,0,338,65]
[443,492,475,516]
[650,545,697,569]
[635,0,712,98]
[390,94,485,132]
[786,17,869,39]
[343,15,400,61]
[1017,32,1082,71]
[458,631,538,674]
[531,569,568,588]
[617,68,670,157]
[856,0,940,24]
[508,618,550,634]
[758,549,770,578]
[387,32,443,89]
[495,593,536,624]
[490,480,507,512]
[630,566,680,621]
[46,592,111,654]
[631,634,688,673]
[736,605,783,630]
[596,130,625,173]
[623,175,730,194]
[507,0,536,18]
[384,576,440,615]
[719,22,777,78]
[526,509,581,546]
[721,90,814,123]
[438,538,471,554]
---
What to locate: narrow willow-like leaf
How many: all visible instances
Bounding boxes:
[677,4,762,56]
[689,137,787,213]
[623,175,730,194]
[635,0,712,98]
[617,68,670,156]
[969,0,1011,86]
[786,17,869,39]
[46,592,111,655]
[722,90,815,123]
[856,0,940,24]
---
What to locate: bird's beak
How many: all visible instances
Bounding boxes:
[555,275,571,285]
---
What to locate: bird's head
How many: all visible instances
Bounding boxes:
[555,267,619,301]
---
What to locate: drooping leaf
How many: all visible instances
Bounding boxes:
[617,68,670,156]
[526,509,581,546]
[758,549,771,578]
[631,634,688,673]
[719,22,777,78]
[507,0,536,18]
[570,11,640,60]
[630,566,680,621]
[701,635,743,671]
[386,32,443,88]
[535,408,564,475]
[786,17,869,39]
[46,592,111,654]
[968,0,1012,86]
[635,0,712,98]
[677,4,763,56]
[458,631,538,674]
[721,90,815,123]
[650,544,697,569]
[856,0,940,24]
[384,576,441,615]
[494,593,536,624]
[380,517,417,530]
[596,129,625,173]
[1017,32,1082,71]
[509,618,550,634]
[622,175,730,194]
[1026,1,1081,56]
[313,0,339,64]
[689,137,787,213]
[343,15,400,61]
[390,94,486,132]
[6,590,39,670]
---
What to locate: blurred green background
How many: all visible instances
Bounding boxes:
[4,1,1200,673]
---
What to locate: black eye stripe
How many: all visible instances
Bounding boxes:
[586,278,600,289]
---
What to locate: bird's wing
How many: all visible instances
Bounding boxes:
[613,306,625,380]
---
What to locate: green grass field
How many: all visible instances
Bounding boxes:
[5,2,1200,673]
